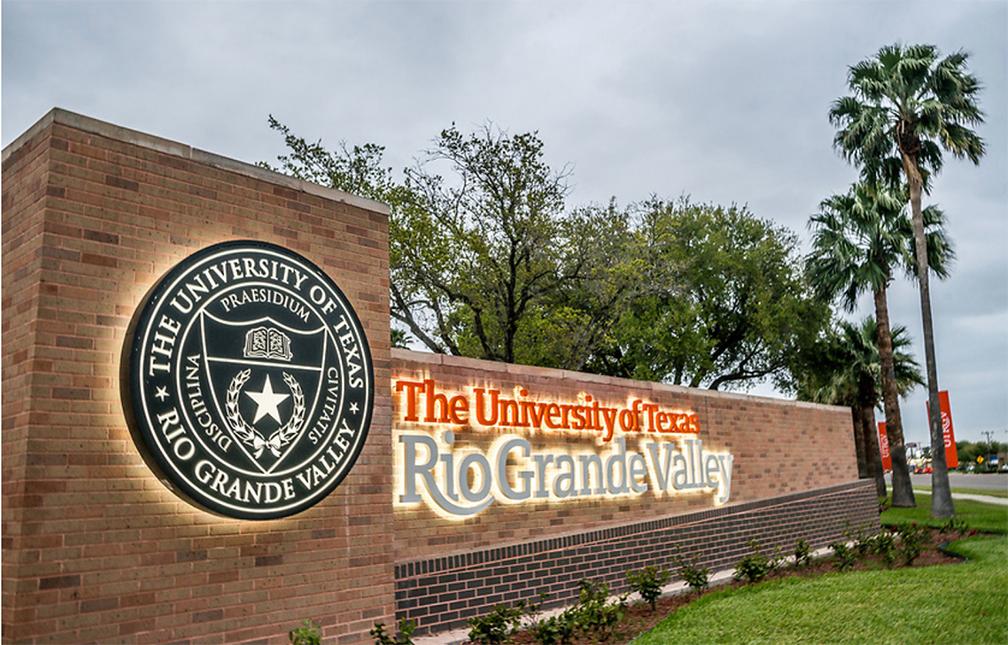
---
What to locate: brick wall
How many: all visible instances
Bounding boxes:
[395,480,879,634]
[389,351,873,635]
[2,111,52,644]
[2,109,394,644]
[391,350,861,562]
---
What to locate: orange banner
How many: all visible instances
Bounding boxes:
[877,422,892,472]
[926,390,959,469]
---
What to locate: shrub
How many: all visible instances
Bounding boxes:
[370,619,416,645]
[732,540,781,584]
[846,526,874,557]
[467,603,528,644]
[897,523,926,566]
[626,565,671,611]
[830,542,857,571]
[290,620,321,645]
[870,529,897,567]
[574,580,627,642]
[793,539,811,568]
[531,610,576,645]
[676,557,710,594]
[532,580,629,643]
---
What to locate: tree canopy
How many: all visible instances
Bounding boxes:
[830,43,985,192]
[806,182,954,310]
[797,317,923,409]
[587,198,828,390]
[264,118,829,390]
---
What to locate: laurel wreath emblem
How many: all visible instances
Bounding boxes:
[225,369,306,459]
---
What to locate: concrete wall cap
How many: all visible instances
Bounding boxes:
[391,347,442,366]
[2,107,391,217]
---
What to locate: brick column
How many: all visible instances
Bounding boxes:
[2,109,393,644]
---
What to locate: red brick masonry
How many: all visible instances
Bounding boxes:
[2,110,394,644]
[391,349,864,563]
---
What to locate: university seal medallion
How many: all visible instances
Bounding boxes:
[122,240,374,519]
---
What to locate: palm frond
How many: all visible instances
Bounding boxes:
[832,43,986,186]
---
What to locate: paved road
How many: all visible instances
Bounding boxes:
[901,472,1008,492]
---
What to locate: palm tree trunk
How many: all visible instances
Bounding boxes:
[872,283,915,507]
[861,404,887,498]
[850,406,868,478]
[903,155,955,519]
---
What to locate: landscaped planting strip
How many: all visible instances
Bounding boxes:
[394,479,879,634]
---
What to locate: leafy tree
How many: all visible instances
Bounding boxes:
[264,120,827,393]
[510,200,639,369]
[263,118,633,368]
[263,115,397,202]
[590,197,828,391]
[806,182,952,506]
[797,317,924,497]
[396,125,634,367]
[830,43,985,518]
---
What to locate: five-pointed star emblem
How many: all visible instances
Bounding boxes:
[349,402,359,414]
[154,386,169,402]
[245,375,290,425]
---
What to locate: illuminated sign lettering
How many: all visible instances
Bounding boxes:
[394,378,700,443]
[392,379,733,519]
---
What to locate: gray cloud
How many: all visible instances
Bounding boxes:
[4,0,1005,443]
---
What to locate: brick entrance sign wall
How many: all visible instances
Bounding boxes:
[2,109,879,643]
[389,351,878,634]
[2,110,394,643]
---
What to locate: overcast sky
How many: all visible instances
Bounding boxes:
[4,0,1005,444]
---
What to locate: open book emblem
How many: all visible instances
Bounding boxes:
[244,326,292,362]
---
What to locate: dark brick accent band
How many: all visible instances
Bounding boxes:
[394,480,880,634]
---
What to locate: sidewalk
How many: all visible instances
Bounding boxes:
[913,489,1008,507]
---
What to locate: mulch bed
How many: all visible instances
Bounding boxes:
[500,527,973,645]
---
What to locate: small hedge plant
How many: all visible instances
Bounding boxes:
[830,542,857,571]
[897,523,926,565]
[525,580,628,645]
[289,620,321,645]
[468,602,533,644]
[870,529,897,567]
[370,618,416,645]
[676,557,710,594]
[733,540,782,584]
[793,539,812,568]
[626,565,671,611]
[530,610,577,645]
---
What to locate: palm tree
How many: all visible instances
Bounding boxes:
[802,318,924,497]
[830,43,985,518]
[806,182,952,507]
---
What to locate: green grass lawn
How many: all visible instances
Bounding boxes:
[633,535,1008,644]
[883,492,1008,534]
